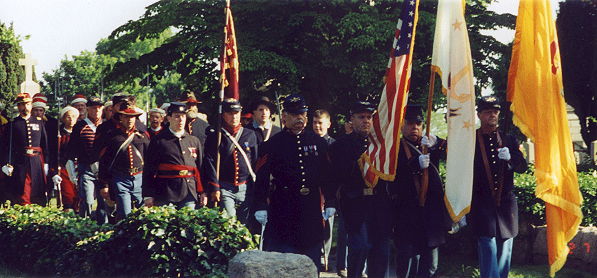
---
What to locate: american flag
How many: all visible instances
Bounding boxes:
[358,0,420,187]
[220,0,239,100]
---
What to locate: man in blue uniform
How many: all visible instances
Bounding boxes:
[254,94,336,270]
[329,101,392,278]
[1,93,57,205]
[391,105,451,278]
[143,102,207,209]
[204,98,257,223]
[470,96,527,278]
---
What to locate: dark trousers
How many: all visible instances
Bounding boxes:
[343,194,393,278]
[265,236,322,271]
[395,242,438,278]
[336,214,348,271]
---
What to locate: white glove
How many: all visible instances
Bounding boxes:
[421,134,437,148]
[44,163,49,176]
[497,147,511,161]
[52,175,62,189]
[418,154,430,169]
[322,207,336,221]
[255,210,268,225]
[2,164,14,176]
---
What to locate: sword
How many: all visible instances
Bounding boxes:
[259,223,266,251]
[6,118,14,176]
[55,95,63,208]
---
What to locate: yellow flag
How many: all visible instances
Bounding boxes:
[431,0,476,222]
[507,0,583,276]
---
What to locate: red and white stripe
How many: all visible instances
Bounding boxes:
[359,2,419,187]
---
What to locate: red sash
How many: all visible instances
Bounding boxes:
[157,163,203,193]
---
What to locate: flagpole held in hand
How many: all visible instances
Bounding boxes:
[420,69,436,207]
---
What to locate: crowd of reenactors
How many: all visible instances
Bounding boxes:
[0,91,527,278]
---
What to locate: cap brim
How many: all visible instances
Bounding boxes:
[285,108,308,114]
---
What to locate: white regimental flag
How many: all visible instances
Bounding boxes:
[431,0,476,221]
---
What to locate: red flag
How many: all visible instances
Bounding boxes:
[220,1,239,100]
[358,0,420,187]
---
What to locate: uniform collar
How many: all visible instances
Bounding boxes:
[169,127,185,138]
[252,119,272,130]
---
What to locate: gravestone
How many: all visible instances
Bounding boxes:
[19,53,41,95]
[520,105,587,164]
[532,226,597,274]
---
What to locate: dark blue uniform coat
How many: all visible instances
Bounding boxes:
[254,129,335,248]
[391,138,452,249]
[143,129,203,203]
[0,116,50,204]
[470,130,528,239]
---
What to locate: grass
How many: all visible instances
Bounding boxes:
[436,253,595,278]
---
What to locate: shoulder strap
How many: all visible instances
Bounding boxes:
[222,128,256,182]
[108,132,136,169]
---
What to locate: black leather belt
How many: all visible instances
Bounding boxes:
[114,167,142,176]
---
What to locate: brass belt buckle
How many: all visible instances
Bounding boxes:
[363,188,374,196]
[26,149,34,155]
[179,169,189,176]
[129,167,138,174]
[299,187,310,196]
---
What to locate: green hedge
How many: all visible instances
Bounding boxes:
[0,204,256,277]
[0,204,104,275]
[514,167,596,227]
[438,163,596,226]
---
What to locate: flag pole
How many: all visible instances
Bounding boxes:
[214,0,231,208]
[420,69,436,207]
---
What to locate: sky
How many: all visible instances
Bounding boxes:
[0,0,561,82]
[0,0,153,76]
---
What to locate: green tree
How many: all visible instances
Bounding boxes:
[41,30,182,115]
[0,22,25,108]
[101,0,514,121]
[557,0,597,148]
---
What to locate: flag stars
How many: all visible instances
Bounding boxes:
[409,11,414,17]
[463,121,473,129]
[408,22,413,27]
[410,0,415,5]
[452,19,463,30]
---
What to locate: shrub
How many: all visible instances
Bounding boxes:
[514,167,597,227]
[0,204,103,275]
[0,204,256,277]
[58,206,256,277]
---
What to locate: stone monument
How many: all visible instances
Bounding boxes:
[19,53,41,95]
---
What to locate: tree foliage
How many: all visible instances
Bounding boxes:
[557,0,597,148]
[40,30,182,116]
[0,21,25,108]
[101,0,514,121]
